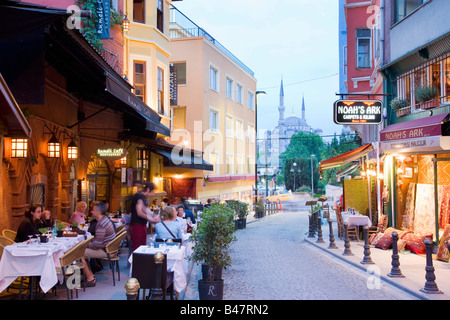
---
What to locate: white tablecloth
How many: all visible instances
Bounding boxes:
[128,245,187,293]
[342,213,372,227]
[0,235,86,293]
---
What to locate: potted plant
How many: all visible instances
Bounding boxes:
[71,221,79,231]
[255,198,265,218]
[391,97,410,116]
[189,203,236,300]
[38,228,49,243]
[227,200,249,229]
[415,85,439,109]
[56,222,65,237]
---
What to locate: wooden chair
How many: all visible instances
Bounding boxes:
[2,229,17,242]
[322,203,330,220]
[116,224,124,234]
[131,252,174,300]
[335,209,343,239]
[0,235,15,247]
[347,224,360,241]
[336,210,359,241]
[57,236,94,299]
[100,231,126,286]
[368,214,388,237]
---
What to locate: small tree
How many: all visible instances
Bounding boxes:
[189,203,236,281]
[226,200,249,219]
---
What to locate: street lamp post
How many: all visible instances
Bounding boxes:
[311,154,315,198]
[290,162,300,191]
[254,91,267,215]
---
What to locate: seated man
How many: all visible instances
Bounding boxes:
[177,204,196,224]
[81,201,116,287]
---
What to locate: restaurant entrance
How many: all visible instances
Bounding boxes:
[87,156,110,205]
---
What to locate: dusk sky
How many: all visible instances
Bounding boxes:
[173,0,345,139]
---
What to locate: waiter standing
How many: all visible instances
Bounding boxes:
[129,182,160,252]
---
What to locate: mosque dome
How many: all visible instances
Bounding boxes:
[284,115,309,127]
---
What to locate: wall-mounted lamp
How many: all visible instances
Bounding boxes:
[47,134,61,158]
[67,139,78,160]
[123,15,130,32]
[11,138,28,158]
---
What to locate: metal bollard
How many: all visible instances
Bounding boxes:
[150,252,164,300]
[312,211,317,234]
[125,278,140,300]
[360,226,374,264]
[387,232,404,278]
[327,219,338,249]
[420,238,443,294]
[308,214,315,238]
[342,222,353,256]
[316,216,325,243]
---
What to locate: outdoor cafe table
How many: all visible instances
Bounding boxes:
[341,212,372,227]
[128,245,187,293]
[0,235,87,294]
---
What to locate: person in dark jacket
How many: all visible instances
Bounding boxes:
[177,204,196,224]
[15,203,51,242]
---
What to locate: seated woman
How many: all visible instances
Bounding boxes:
[70,201,87,225]
[154,206,182,240]
[15,203,52,242]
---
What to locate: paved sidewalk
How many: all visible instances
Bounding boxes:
[303,211,450,300]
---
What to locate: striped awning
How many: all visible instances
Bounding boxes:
[319,144,373,173]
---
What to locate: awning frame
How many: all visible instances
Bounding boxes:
[319,143,374,173]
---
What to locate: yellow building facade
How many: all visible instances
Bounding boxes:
[122,0,183,198]
[168,5,257,204]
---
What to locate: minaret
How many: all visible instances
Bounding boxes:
[278,78,285,126]
[302,95,306,121]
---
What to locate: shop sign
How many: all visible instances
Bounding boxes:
[95,0,110,40]
[380,125,442,142]
[96,144,127,160]
[380,136,448,153]
[333,100,382,125]
[170,64,178,106]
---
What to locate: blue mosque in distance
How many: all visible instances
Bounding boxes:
[259,78,323,174]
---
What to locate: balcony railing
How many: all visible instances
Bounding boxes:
[169,5,254,77]
[394,95,450,117]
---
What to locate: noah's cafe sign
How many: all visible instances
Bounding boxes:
[96,144,127,160]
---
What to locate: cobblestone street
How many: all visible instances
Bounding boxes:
[221,208,418,300]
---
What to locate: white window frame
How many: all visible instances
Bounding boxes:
[356,28,372,69]
[247,123,255,143]
[209,63,220,92]
[209,151,219,175]
[247,155,255,174]
[209,107,220,133]
[235,154,244,174]
[226,153,234,175]
[226,114,234,138]
[247,90,255,110]
[236,82,243,105]
[235,118,244,140]
[226,76,234,100]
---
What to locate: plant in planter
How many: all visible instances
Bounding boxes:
[56,222,66,237]
[255,198,265,218]
[188,203,236,300]
[38,228,49,243]
[415,85,438,108]
[226,200,249,229]
[391,97,410,116]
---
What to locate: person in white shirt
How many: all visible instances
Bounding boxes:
[174,205,188,234]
